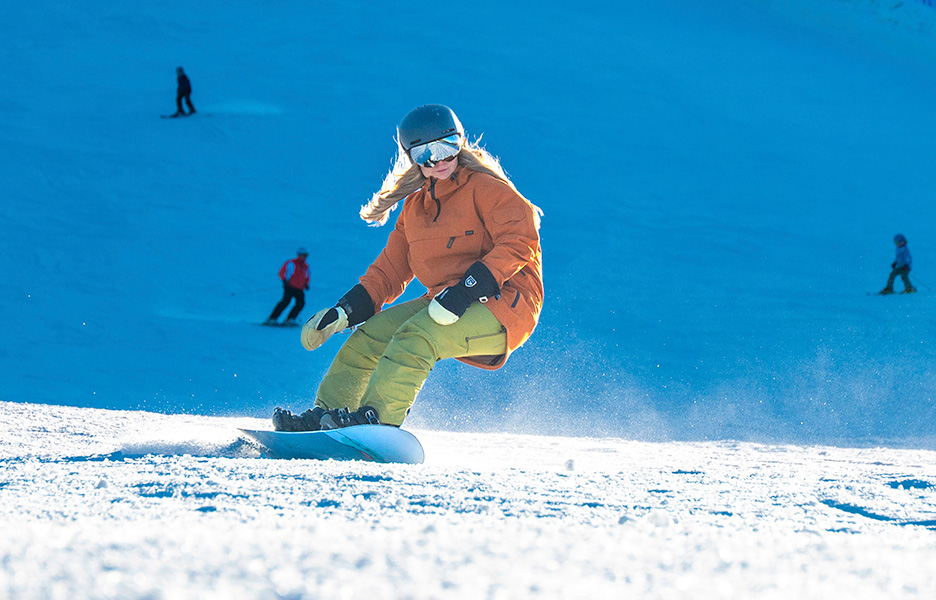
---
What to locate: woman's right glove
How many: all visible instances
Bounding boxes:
[301,284,375,351]
[428,262,500,326]
[301,306,348,350]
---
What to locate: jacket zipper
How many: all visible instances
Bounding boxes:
[430,179,441,222]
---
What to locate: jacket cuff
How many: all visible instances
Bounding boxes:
[338,284,376,327]
[463,261,500,301]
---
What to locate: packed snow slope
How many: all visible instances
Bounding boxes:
[2,0,936,445]
[2,401,935,599]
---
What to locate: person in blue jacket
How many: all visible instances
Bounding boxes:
[879,233,916,294]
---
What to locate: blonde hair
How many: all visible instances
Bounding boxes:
[359,138,540,227]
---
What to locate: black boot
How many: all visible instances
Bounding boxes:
[353,406,381,426]
[319,406,381,430]
[299,407,325,430]
[272,406,324,432]
[319,407,352,430]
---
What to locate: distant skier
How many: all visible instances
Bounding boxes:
[173,67,196,117]
[265,248,310,326]
[272,104,544,432]
[879,233,916,295]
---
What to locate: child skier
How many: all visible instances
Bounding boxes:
[879,233,916,295]
[273,104,543,431]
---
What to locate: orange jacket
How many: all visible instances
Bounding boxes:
[360,166,543,369]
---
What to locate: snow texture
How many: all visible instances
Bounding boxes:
[3,0,936,597]
[1,401,935,599]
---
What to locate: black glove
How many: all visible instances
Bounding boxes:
[312,284,375,329]
[336,284,375,327]
[301,284,375,351]
[428,262,499,325]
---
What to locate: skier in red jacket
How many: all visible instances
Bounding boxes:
[265,248,310,326]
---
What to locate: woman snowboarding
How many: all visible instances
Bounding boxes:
[274,104,544,431]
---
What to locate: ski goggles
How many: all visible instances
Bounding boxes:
[407,134,463,167]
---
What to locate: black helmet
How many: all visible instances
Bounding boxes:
[397,104,464,152]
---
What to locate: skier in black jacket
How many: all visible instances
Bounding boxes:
[174,67,196,117]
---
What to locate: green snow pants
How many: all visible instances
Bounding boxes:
[314,297,507,425]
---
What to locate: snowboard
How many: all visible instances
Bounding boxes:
[160,112,196,119]
[239,425,425,464]
[260,320,300,328]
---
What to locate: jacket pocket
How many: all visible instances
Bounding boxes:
[464,328,507,356]
[444,230,481,255]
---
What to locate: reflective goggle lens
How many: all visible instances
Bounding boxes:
[408,134,463,167]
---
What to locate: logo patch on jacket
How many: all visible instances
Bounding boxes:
[465,276,477,288]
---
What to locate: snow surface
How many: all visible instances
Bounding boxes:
[2,401,935,599]
[3,0,936,597]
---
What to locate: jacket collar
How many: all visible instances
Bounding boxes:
[422,165,467,195]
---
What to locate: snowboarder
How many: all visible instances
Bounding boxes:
[273,104,544,431]
[265,248,310,325]
[879,233,916,295]
[173,67,196,117]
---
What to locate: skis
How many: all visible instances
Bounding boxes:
[260,321,300,328]
[868,289,918,296]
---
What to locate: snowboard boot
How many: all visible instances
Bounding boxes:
[272,407,298,431]
[319,407,352,430]
[298,407,325,431]
[272,406,324,432]
[319,406,381,430]
[878,288,894,295]
[354,406,381,426]
[901,287,917,294]
[283,318,299,327]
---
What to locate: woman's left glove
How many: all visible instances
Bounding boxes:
[301,284,375,350]
[428,262,500,326]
